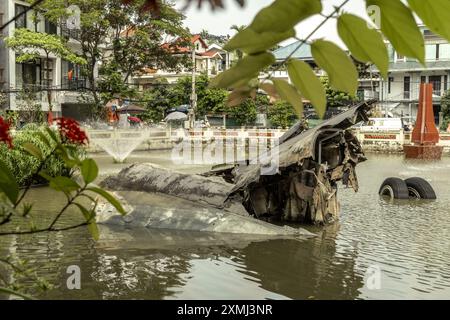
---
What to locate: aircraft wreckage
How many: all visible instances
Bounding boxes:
[97,100,375,236]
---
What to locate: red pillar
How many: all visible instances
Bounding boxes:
[404,83,443,159]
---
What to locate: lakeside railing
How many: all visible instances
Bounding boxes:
[83,127,450,154]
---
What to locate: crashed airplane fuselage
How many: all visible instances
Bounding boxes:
[99,100,374,232]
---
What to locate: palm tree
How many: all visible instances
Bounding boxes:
[230,24,246,60]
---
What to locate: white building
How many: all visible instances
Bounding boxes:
[378,26,450,124]
[269,26,450,125]
[0,0,90,119]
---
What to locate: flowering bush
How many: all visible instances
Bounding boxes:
[0,124,83,186]
[0,117,13,149]
[0,116,126,299]
[55,118,89,146]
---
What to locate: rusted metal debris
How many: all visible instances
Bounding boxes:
[101,100,375,228]
[203,99,375,225]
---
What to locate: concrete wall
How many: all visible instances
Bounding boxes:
[354,129,450,154]
[84,127,450,156]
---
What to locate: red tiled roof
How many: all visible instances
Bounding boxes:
[162,34,208,53]
[200,50,222,58]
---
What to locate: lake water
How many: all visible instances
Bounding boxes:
[1,152,450,300]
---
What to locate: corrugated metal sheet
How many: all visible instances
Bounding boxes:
[273,41,313,62]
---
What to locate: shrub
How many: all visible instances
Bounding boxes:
[0,124,86,186]
[268,101,298,128]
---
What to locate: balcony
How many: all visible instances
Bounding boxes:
[60,23,81,41]
[61,78,87,91]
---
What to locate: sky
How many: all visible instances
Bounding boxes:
[175,0,372,48]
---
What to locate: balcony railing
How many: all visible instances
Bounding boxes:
[404,91,411,100]
[60,23,81,41]
[61,78,87,91]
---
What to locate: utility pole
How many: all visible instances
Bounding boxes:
[190,45,197,129]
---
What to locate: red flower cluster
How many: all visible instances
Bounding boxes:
[0,116,13,149]
[55,117,89,146]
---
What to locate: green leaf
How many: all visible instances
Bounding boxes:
[39,171,53,182]
[367,0,424,63]
[49,176,80,194]
[21,203,33,217]
[86,187,126,215]
[227,88,251,107]
[273,79,303,118]
[210,53,275,89]
[45,127,59,143]
[86,219,99,241]
[0,287,36,300]
[36,131,51,148]
[0,161,19,204]
[225,28,295,55]
[287,59,326,118]
[337,13,389,78]
[73,203,99,240]
[81,159,98,185]
[260,83,278,98]
[311,40,358,95]
[22,142,43,160]
[408,0,450,42]
[249,0,322,33]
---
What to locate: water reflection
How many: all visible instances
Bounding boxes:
[1,153,450,299]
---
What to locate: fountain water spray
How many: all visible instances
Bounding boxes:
[88,128,151,163]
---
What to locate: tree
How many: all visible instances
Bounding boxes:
[197,88,228,116]
[441,90,450,131]
[320,76,356,108]
[268,100,298,128]
[5,28,86,116]
[171,73,210,106]
[227,99,257,126]
[140,79,176,123]
[230,24,246,60]
[211,0,450,123]
[15,86,45,124]
[36,0,191,118]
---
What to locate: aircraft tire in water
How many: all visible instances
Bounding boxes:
[379,177,410,200]
[404,177,437,200]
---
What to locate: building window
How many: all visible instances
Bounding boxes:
[445,75,448,92]
[45,19,57,35]
[396,52,405,62]
[421,76,427,83]
[61,60,85,90]
[440,44,450,60]
[41,59,54,88]
[425,44,437,61]
[388,77,394,94]
[15,4,27,29]
[16,60,41,88]
[404,76,410,99]
[429,75,442,96]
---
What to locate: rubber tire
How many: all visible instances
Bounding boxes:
[379,177,410,199]
[404,177,437,200]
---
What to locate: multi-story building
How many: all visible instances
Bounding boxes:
[0,0,90,119]
[268,26,450,126]
[132,34,232,89]
[378,26,450,124]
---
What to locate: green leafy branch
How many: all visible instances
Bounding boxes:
[210,0,450,122]
[0,127,126,239]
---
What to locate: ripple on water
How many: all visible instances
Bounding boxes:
[2,153,450,299]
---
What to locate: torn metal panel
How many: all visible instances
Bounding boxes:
[207,100,375,225]
[101,100,375,229]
